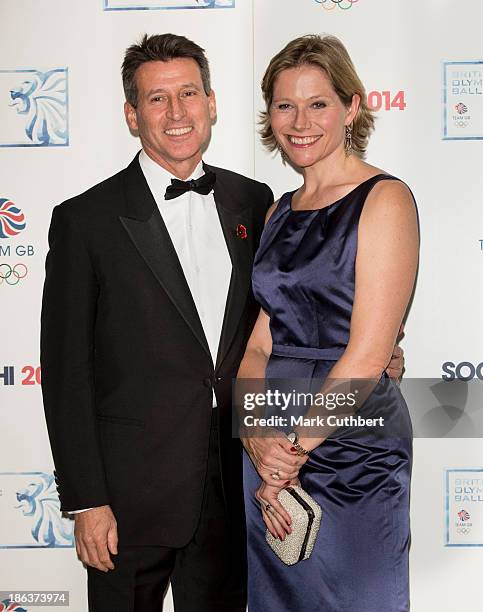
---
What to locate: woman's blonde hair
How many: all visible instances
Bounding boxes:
[260,34,375,158]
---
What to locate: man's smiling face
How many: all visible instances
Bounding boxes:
[124,57,217,179]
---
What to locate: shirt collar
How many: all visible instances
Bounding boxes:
[139,149,204,204]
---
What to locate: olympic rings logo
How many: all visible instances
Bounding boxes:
[0,263,28,286]
[315,0,360,10]
[456,527,471,535]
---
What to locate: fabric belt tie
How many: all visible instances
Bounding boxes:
[271,344,345,360]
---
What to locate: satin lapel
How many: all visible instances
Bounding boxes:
[119,155,211,360]
[206,166,253,370]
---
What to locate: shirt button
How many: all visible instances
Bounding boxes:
[203,377,213,388]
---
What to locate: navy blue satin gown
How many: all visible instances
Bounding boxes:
[243,175,413,611]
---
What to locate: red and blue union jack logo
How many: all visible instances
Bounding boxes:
[0,199,26,238]
[0,599,28,611]
[455,102,468,115]
[458,509,470,522]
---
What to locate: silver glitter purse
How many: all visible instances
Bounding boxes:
[265,485,322,565]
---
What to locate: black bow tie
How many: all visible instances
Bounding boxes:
[164,171,216,200]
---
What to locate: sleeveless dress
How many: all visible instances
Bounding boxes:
[243,175,413,612]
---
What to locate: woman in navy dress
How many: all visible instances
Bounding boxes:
[238,35,419,611]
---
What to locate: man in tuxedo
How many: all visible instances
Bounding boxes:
[41,33,272,612]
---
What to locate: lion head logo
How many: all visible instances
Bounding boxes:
[195,0,234,5]
[9,70,68,146]
[15,473,74,547]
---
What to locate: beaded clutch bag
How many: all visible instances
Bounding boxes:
[265,485,322,565]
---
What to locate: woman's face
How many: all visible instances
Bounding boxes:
[269,64,358,168]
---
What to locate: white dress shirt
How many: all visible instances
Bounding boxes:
[70,151,232,514]
[138,150,232,368]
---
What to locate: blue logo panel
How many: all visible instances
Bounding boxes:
[104,0,234,10]
[0,69,69,147]
[0,472,74,547]
[442,61,483,140]
[445,468,483,547]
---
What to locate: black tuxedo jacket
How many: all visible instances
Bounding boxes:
[40,154,272,547]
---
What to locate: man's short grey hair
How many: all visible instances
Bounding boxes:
[122,33,211,107]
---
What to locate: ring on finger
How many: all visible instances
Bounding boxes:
[271,469,280,481]
[264,503,274,514]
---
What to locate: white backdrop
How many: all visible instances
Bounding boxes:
[1,0,482,610]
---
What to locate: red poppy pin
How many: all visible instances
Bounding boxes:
[236,224,248,240]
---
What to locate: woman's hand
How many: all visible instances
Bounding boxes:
[242,431,308,485]
[386,324,405,382]
[256,481,298,540]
